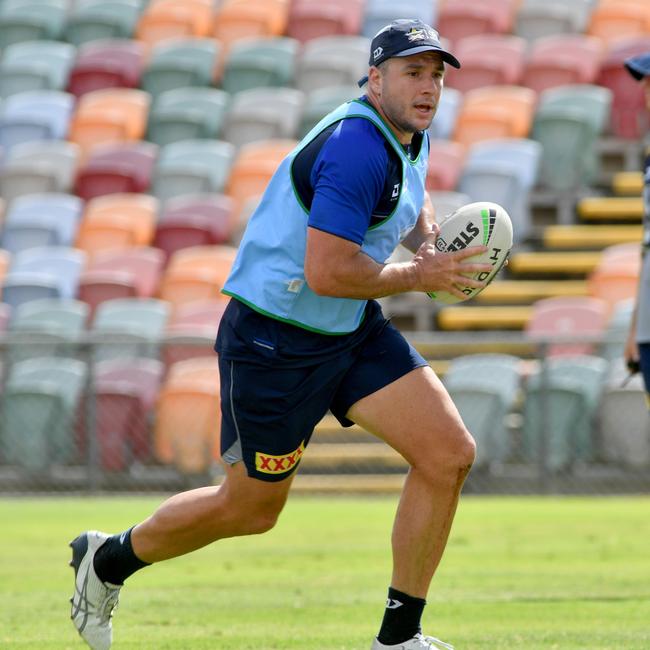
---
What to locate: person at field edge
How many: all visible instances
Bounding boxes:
[70,19,492,650]
[623,52,650,404]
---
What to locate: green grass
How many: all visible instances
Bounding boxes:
[1,495,649,649]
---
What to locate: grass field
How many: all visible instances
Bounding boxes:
[1,495,649,649]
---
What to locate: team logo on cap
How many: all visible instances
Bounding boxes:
[373,46,383,60]
[406,26,439,42]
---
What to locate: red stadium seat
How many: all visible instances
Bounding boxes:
[287,0,364,44]
[67,39,145,97]
[74,141,158,201]
[425,140,466,192]
[437,0,517,47]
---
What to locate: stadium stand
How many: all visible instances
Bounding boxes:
[0,0,67,50]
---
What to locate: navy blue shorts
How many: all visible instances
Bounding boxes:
[639,342,650,402]
[214,298,428,481]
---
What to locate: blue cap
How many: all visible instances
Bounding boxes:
[624,52,650,81]
[358,19,461,87]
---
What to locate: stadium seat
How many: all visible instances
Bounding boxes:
[159,244,237,311]
[522,354,609,470]
[65,0,141,47]
[154,355,221,472]
[1,356,87,470]
[287,0,366,44]
[299,85,360,137]
[599,298,634,362]
[0,249,10,295]
[91,296,170,361]
[599,359,650,467]
[75,193,158,258]
[6,193,83,248]
[427,86,462,141]
[0,0,67,50]
[151,139,236,202]
[225,139,296,215]
[68,88,151,157]
[0,302,10,332]
[587,1,650,48]
[141,38,220,98]
[443,353,522,467]
[222,87,304,150]
[532,105,600,193]
[586,265,639,316]
[155,193,236,259]
[67,39,145,97]
[146,87,230,147]
[0,40,75,98]
[427,190,472,221]
[521,34,604,95]
[12,297,89,332]
[361,0,437,40]
[221,36,298,94]
[459,137,542,243]
[294,35,369,93]
[425,139,465,192]
[598,36,650,139]
[524,296,610,357]
[213,0,289,54]
[135,0,214,51]
[74,141,158,201]
[514,0,593,42]
[0,140,80,201]
[0,90,74,153]
[92,357,164,470]
[445,34,526,93]
[453,86,536,147]
[77,246,164,316]
[437,0,517,47]
[162,298,228,367]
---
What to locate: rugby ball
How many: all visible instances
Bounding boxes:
[427,201,513,304]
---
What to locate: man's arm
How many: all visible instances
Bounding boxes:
[304,226,492,301]
[400,191,439,253]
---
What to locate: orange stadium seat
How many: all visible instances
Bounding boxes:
[75,193,159,258]
[453,86,536,147]
[213,0,288,53]
[521,33,604,95]
[154,356,221,472]
[587,1,650,48]
[445,34,526,93]
[225,139,297,215]
[159,244,238,311]
[0,249,10,298]
[287,0,365,44]
[68,89,151,158]
[135,0,214,51]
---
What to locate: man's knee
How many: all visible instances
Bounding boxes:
[414,423,476,483]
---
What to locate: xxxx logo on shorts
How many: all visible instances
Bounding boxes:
[255,441,305,474]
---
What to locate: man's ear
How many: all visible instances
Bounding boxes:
[368,65,383,95]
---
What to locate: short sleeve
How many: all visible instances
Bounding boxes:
[307,118,388,245]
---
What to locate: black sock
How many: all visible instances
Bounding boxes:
[377,587,426,645]
[93,527,150,585]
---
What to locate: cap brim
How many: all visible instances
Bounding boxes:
[624,61,645,81]
[392,45,461,69]
[357,46,461,87]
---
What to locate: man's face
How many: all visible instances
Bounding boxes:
[370,51,445,143]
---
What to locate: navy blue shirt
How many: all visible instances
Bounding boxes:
[291,97,424,245]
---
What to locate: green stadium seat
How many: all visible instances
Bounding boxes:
[299,84,359,137]
[65,0,142,46]
[0,356,87,470]
[522,355,609,470]
[221,36,298,94]
[147,87,230,147]
[443,354,522,467]
[0,0,67,50]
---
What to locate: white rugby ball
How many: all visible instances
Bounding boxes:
[427,201,513,304]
